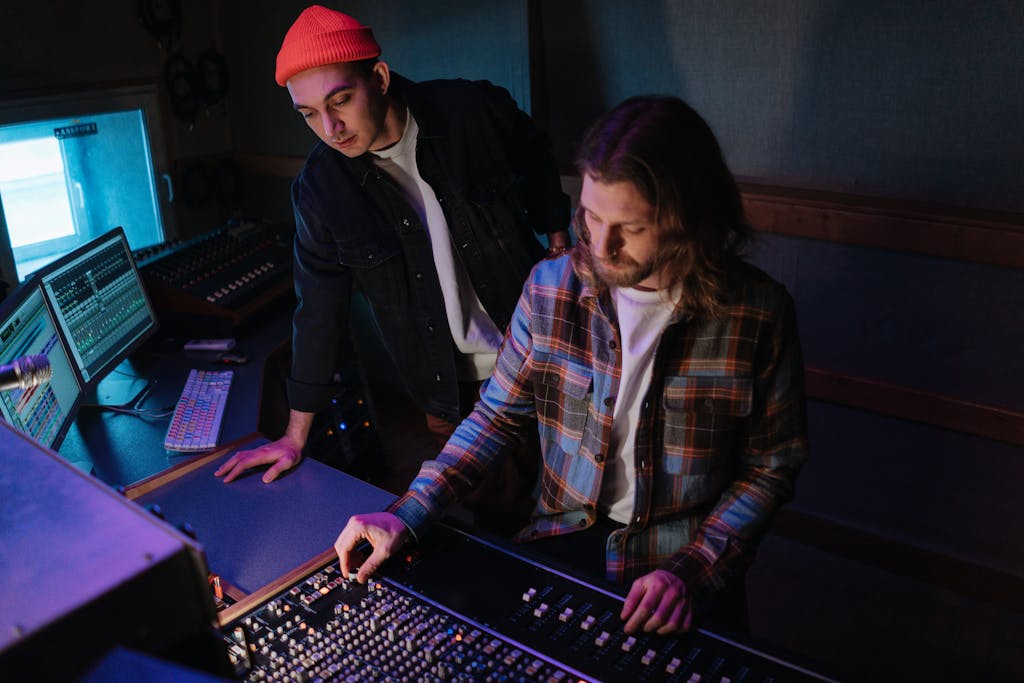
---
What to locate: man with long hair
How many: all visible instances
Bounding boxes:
[335,95,808,634]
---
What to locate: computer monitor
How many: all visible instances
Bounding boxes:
[0,283,83,449]
[38,227,159,386]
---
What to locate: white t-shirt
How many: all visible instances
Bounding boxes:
[371,112,503,381]
[599,285,680,523]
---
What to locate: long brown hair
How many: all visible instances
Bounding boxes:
[572,95,751,319]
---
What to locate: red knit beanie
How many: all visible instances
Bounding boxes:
[275,5,382,86]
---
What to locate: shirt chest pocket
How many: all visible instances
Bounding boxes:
[534,359,593,454]
[661,375,752,474]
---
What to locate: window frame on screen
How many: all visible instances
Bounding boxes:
[0,83,178,287]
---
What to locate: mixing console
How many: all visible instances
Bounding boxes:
[220,527,836,683]
[134,221,293,328]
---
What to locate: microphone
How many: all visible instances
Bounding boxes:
[0,355,53,392]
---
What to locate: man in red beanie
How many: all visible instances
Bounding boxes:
[216,5,570,532]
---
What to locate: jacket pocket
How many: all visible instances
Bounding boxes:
[336,238,401,270]
[661,375,752,475]
[336,238,404,320]
[534,357,592,454]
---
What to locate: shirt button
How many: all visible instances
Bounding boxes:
[704,398,714,408]
[603,396,614,407]
[426,324,434,333]
[578,519,587,528]
[635,516,642,524]
[434,373,442,382]
[594,453,604,463]
[402,218,410,226]
[608,340,617,350]
[415,272,424,280]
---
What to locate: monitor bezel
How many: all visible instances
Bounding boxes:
[36,226,160,389]
[0,278,85,450]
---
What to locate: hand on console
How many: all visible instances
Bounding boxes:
[621,568,694,635]
[335,512,411,584]
[213,434,304,484]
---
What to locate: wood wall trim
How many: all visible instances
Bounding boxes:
[740,183,1024,269]
[805,368,1024,447]
[771,507,1024,612]
[218,548,336,626]
[123,433,261,500]
[235,153,304,179]
[231,155,1023,445]
[235,157,1024,270]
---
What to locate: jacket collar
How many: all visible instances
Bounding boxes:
[389,73,443,139]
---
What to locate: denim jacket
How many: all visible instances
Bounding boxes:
[286,75,569,421]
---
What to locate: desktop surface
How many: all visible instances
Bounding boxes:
[59,304,292,486]
[132,441,395,594]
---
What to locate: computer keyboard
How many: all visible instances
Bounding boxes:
[163,369,233,452]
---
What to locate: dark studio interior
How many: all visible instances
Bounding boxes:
[1,2,1022,682]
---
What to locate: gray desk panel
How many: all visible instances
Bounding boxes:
[135,441,395,593]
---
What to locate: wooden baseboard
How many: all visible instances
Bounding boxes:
[235,153,304,179]
[771,508,1024,612]
[232,156,1023,445]
[740,182,1024,269]
[234,157,1024,269]
[805,368,1024,447]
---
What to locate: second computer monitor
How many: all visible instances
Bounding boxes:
[0,284,83,449]
[39,227,158,386]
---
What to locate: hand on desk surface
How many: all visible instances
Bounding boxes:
[621,568,693,635]
[214,434,303,483]
[335,512,410,584]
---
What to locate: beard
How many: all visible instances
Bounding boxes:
[592,250,658,289]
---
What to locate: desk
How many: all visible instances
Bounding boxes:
[128,442,394,594]
[50,301,381,597]
[58,305,293,488]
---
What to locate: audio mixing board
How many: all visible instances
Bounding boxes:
[134,221,293,329]
[219,526,837,683]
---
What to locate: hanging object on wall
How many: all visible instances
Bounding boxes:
[195,48,230,107]
[164,54,201,124]
[137,0,182,52]
[137,1,230,128]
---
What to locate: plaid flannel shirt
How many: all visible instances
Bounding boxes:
[390,255,808,604]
